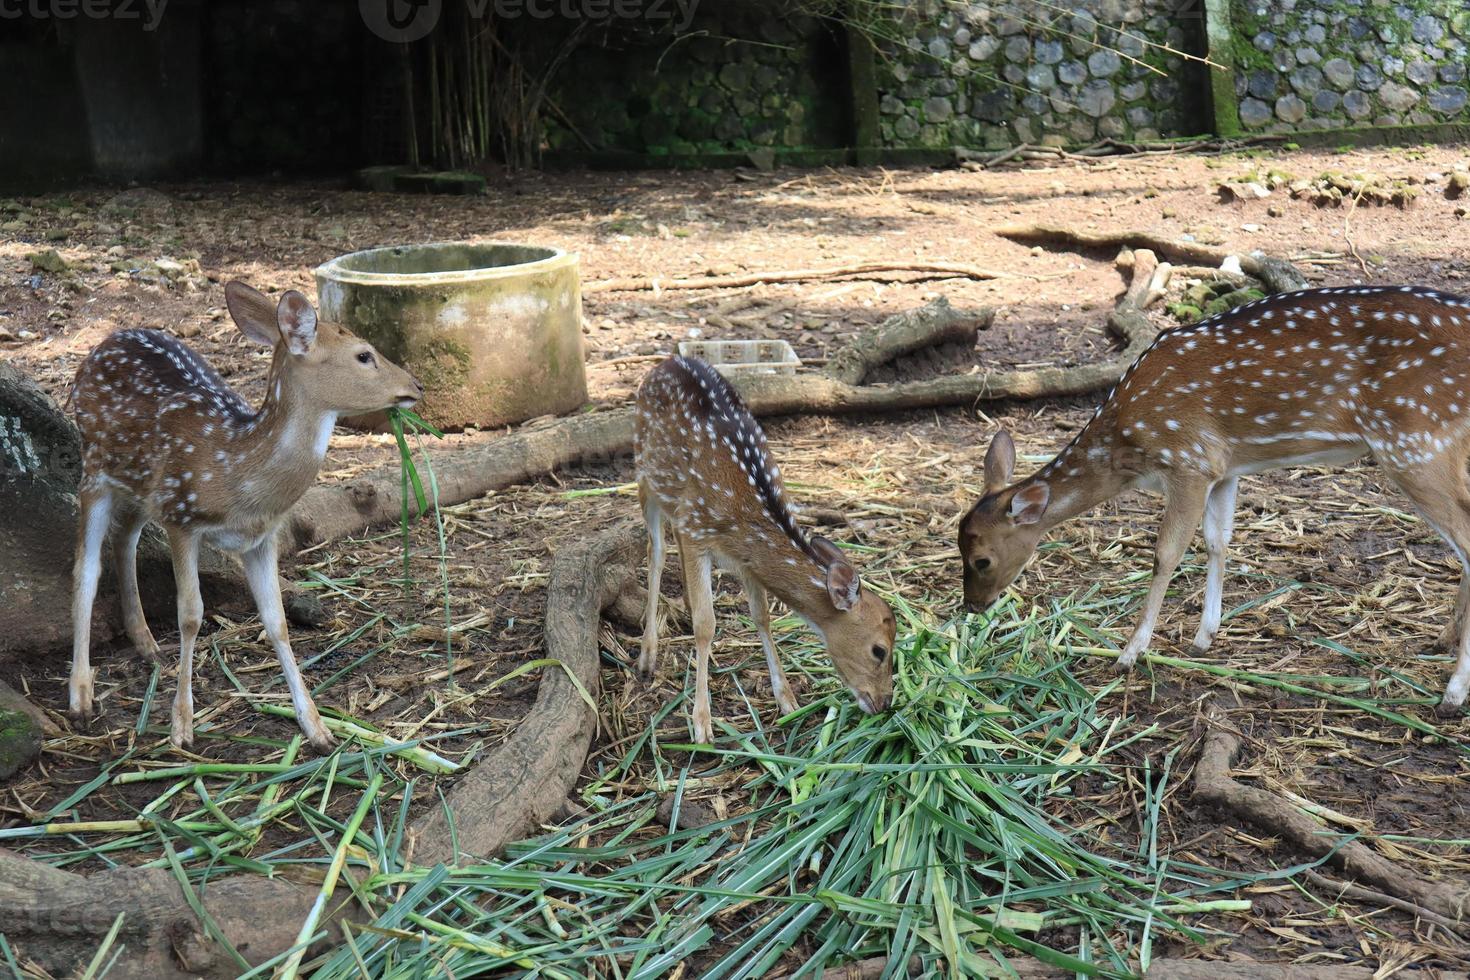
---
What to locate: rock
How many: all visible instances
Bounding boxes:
[971,89,1013,123]
[26,249,68,275]
[1248,69,1279,100]
[894,115,920,139]
[101,187,174,218]
[1412,13,1445,44]
[1295,46,1320,65]
[1024,64,1055,91]
[0,706,41,780]
[1003,36,1030,62]
[1442,62,1467,84]
[968,36,1000,61]
[1087,49,1121,78]
[1253,30,1276,52]
[1429,86,1469,114]
[1276,95,1307,124]
[1323,57,1355,89]
[1058,60,1087,85]
[1407,60,1437,85]
[922,95,953,122]
[1447,171,1470,198]
[1119,79,1147,101]
[879,93,904,115]
[285,590,329,629]
[1379,81,1420,111]
[1289,66,1322,97]
[0,363,241,658]
[1034,39,1064,64]
[1126,105,1154,128]
[1239,97,1273,128]
[1356,63,1382,91]
[1076,79,1115,117]
[1313,90,1341,113]
[1343,89,1373,119]
[1305,24,1327,44]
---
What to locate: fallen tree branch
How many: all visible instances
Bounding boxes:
[1192,709,1468,925]
[994,223,1308,294]
[0,848,351,978]
[583,260,1017,293]
[823,297,990,385]
[411,524,642,863]
[1303,869,1466,942]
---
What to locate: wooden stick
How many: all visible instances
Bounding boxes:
[583,261,1017,294]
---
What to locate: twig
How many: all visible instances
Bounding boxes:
[584,261,1018,294]
[1303,869,1467,942]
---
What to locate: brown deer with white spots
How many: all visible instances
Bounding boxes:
[69,282,422,751]
[635,355,896,743]
[958,284,1470,715]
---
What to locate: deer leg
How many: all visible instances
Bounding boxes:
[677,533,717,744]
[69,484,114,717]
[112,499,160,659]
[636,491,666,686]
[1382,459,1470,714]
[1118,476,1210,669]
[167,527,203,749]
[744,578,798,716]
[1435,574,1470,651]
[1190,476,1239,654]
[242,536,334,752]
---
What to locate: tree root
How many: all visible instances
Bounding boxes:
[583,260,1018,293]
[994,223,1308,294]
[1192,710,1469,926]
[410,524,643,863]
[0,848,353,979]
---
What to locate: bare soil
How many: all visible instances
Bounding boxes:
[4,143,1470,969]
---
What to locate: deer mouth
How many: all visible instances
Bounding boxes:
[395,396,419,409]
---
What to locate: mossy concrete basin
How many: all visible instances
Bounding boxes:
[315,242,587,430]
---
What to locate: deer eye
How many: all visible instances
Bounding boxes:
[871,644,887,661]
[972,557,992,572]
[356,350,376,366]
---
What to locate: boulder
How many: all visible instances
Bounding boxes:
[0,363,240,659]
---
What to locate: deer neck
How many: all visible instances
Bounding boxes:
[728,528,837,632]
[1025,419,1133,532]
[229,356,337,516]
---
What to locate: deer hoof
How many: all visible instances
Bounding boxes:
[775,691,800,717]
[169,723,194,750]
[1434,699,1465,718]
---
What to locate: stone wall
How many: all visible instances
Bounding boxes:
[1231,0,1470,132]
[541,2,850,155]
[871,0,1208,149]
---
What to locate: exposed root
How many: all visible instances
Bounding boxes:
[994,223,1309,294]
[583,260,1017,293]
[1192,709,1469,926]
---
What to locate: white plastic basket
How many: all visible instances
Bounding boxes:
[677,338,801,377]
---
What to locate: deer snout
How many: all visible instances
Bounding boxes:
[855,690,893,715]
[396,376,425,409]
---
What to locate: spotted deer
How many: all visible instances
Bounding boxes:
[69,282,422,750]
[959,284,1470,715]
[635,355,896,742]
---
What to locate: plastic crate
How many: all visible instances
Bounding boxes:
[677,338,801,377]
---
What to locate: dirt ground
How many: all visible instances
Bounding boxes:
[3,143,1470,971]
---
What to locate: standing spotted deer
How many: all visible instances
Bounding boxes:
[635,356,896,742]
[69,282,422,750]
[959,285,1470,714]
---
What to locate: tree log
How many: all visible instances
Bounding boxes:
[411,524,643,863]
[0,848,352,979]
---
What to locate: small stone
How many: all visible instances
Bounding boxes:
[1447,171,1470,198]
[0,708,41,780]
[1407,60,1437,85]
[1004,36,1030,62]
[286,591,329,628]
[1126,105,1154,128]
[1323,58,1355,89]
[971,89,1013,123]
[1239,97,1273,128]
[1268,204,1285,217]
[894,115,919,139]
[1025,64,1056,91]
[1304,24,1327,44]
[1313,90,1341,113]
[1275,94,1307,124]
[1356,64,1382,91]
[1119,79,1147,101]
[1295,47,1320,65]
[1254,30,1276,51]
[927,37,950,60]
[1242,223,1262,233]
[1442,62,1467,84]
[26,249,68,274]
[1087,49,1121,78]
[880,93,904,115]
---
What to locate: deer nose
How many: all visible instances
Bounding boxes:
[412,377,425,395]
[964,600,985,614]
[875,693,892,712]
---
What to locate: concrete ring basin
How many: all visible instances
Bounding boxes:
[315,242,587,430]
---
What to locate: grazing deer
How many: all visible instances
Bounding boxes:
[959,284,1470,715]
[69,282,422,750]
[635,355,896,742]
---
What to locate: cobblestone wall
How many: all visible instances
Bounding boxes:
[874,0,1208,149]
[1232,0,1470,132]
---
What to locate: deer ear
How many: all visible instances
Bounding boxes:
[224,281,281,347]
[984,430,1016,492]
[809,534,845,567]
[277,291,318,355]
[1009,482,1050,526]
[825,559,862,612]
